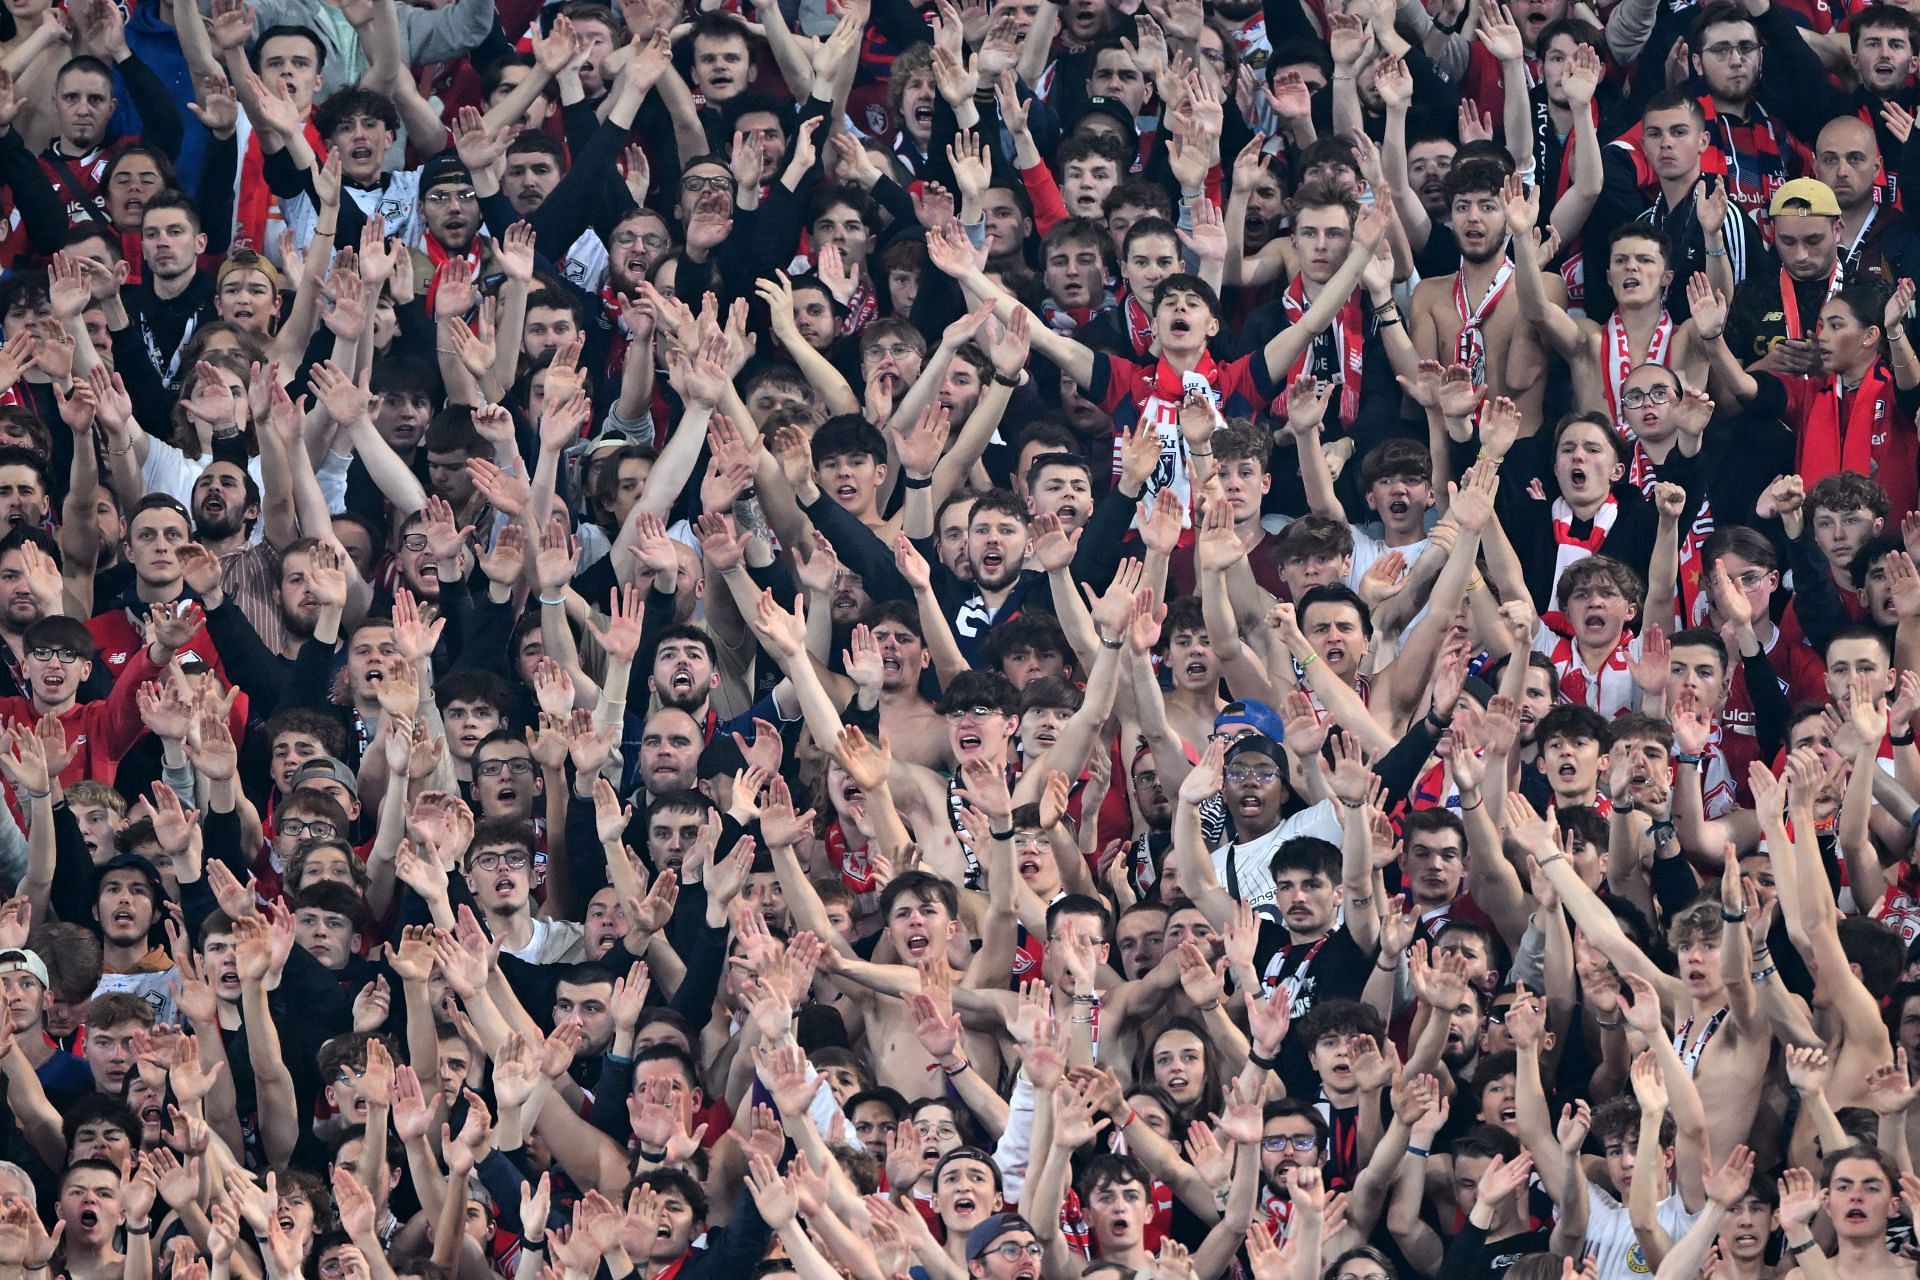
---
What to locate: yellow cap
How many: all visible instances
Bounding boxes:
[1769,178,1842,218]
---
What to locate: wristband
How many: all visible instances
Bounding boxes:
[1648,819,1676,842]
[1071,992,1100,1005]
[1298,651,1319,668]
[1751,964,1778,982]
[900,472,933,489]
[1100,634,1125,649]
[1706,247,1728,258]
[1196,1000,1222,1012]
[15,785,47,800]
[1118,1107,1139,1129]
[1721,906,1748,923]
[127,1222,152,1235]
[522,1239,547,1252]
[989,827,1015,841]
[990,369,1021,387]
[1376,956,1397,972]
[942,1056,971,1076]
[1187,447,1214,457]
[1405,1145,1430,1158]
[1248,1048,1279,1071]
[1593,1013,1622,1028]
[1460,793,1484,812]
[537,594,566,607]
[1787,1239,1820,1256]
[1895,731,1916,747]
[1674,751,1704,766]
[637,1148,669,1164]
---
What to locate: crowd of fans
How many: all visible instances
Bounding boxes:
[5,0,1920,1278]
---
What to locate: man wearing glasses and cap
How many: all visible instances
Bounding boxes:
[966,1214,1045,1280]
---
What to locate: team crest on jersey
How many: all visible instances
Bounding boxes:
[864,104,890,136]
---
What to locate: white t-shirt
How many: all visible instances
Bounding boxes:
[142,443,267,519]
[1584,1182,1700,1280]
[1210,799,1345,917]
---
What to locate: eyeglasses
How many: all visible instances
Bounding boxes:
[1620,386,1673,408]
[1261,1134,1320,1153]
[611,230,672,250]
[985,1243,1045,1262]
[400,533,431,552]
[863,342,919,363]
[1702,39,1761,57]
[423,188,479,205]
[470,849,532,871]
[318,1260,346,1279]
[1132,770,1160,787]
[915,1121,960,1139]
[476,759,535,778]
[943,705,1002,720]
[27,646,81,663]
[279,818,337,841]
[1224,766,1282,784]
[1727,569,1773,590]
[681,175,733,194]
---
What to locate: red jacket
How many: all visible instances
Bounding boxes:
[0,646,160,787]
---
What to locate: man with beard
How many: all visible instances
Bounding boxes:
[1683,4,1801,226]
[86,855,175,1019]
[642,623,792,744]
[37,48,183,228]
[1200,735,1342,920]
[1411,163,1565,423]
[1817,116,1920,285]
[112,191,219,399]
[1254,1102,1332,1241]
[635,708,704,807]
[485,41,665,303]
[0,529,75,701]
[1587,93,1767,323]
[410,156,498,298]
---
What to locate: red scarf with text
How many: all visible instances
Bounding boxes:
[1800,361,1890,486]
[1280,275,1364,424]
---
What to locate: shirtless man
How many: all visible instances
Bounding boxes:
[1508,180,1712,428]
[1536,810,1767,1159]
[1777,1154,1914,1280]
[1411,160,1564,424]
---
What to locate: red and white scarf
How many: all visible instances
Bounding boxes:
[1604,310,1673,433]
[1453,261,1513,386]
[1280,275,1365,424]
[1123,293,1155,357]
[840,272,879,335]
[1542,610,1636,717]
[424,237,485,316]
[1548,493,1618,612]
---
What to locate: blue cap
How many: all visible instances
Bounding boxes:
[1215,699,1286,742]
[965,1214,1035,1262]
